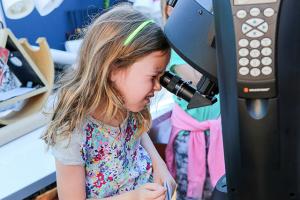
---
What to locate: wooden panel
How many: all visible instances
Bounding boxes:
[0,29,54,146]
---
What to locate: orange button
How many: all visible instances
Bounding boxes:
[244,87,249,93]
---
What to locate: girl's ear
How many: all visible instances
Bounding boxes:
[110,69,119,82]
[110,68,124,82]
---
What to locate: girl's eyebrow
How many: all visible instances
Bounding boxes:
[149,70,163,77]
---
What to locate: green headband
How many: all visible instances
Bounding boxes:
[123,19,155,46]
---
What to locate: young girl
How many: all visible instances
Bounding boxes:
[42,4,175,200]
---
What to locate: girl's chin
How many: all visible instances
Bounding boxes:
[125,99,150,112]
[127,104,147,113]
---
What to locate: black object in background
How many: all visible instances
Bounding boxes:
[164,0,217,81]
[7,51,44,88]
[5,36,44,88]
[212,0,300,199]
[164,0,300,199]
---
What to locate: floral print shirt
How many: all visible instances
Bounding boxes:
[52,113,153,198]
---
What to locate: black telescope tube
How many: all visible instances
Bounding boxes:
[160,71,195,102]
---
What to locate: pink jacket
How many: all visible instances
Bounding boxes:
[165,104,225,198]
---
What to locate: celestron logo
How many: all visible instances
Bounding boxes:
[243,87,270,93]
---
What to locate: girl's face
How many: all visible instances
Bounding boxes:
[111,50,170,112]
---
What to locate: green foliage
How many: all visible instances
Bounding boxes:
[104,0,110,9]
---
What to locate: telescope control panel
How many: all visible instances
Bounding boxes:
[232,0,280,98]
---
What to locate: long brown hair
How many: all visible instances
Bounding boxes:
[43,3,170,145]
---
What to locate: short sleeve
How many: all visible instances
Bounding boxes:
[51,131,85,166]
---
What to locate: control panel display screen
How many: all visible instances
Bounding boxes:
[234,0,276,5]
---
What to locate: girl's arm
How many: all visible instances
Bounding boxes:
[140,133,176,189]
[55,160,165,200]
[55,160,86,199]
[140,133,166,170]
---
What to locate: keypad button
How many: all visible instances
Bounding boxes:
[257,22,269,33]
[246,29,264,38]
[250,59,261,67]
[250,40,260,48]
[242,24,253,34]
[250,49,260,58]
[239,67,250,75]
[262,66,273,75]
[261,38,272,46]
[239,39,249,47]
[239,58,249,66]
[250,68,261,77]
[261,57,272,65]
[237,10,247,19]
[250,8,260,17]
[261,47,272,56]
[264,8,275,17]
[246,18,264,27]
[239,48,249,57]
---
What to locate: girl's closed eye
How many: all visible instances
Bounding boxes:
[152,75,161,83]
[149,74,158,80]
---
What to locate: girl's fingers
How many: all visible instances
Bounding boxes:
[150,189,166,199]
[142,183,166,199]
[143,183,164,191]
[154,194,166,200]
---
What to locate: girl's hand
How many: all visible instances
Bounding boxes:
[139,133,176,197]
[152,160,177,196]
[135,183,166,200]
